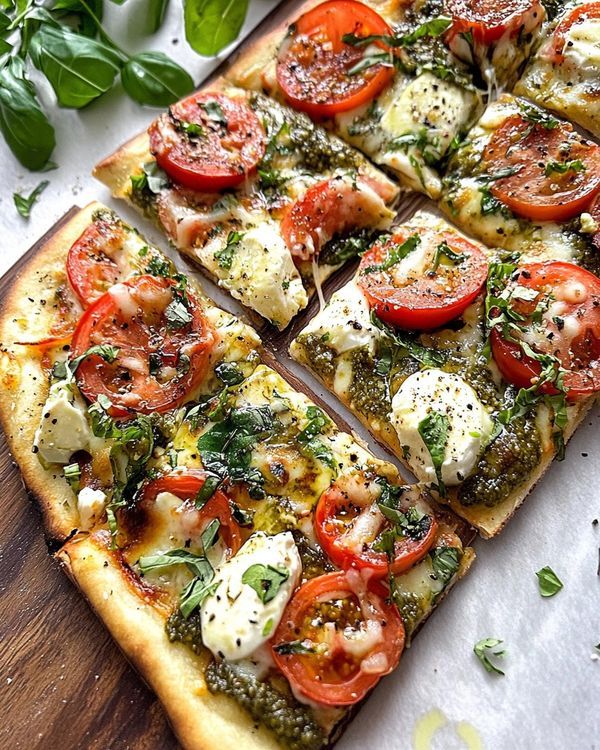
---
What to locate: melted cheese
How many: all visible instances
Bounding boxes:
[34,380,91,464]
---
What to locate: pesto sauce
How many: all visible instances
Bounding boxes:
[348,348,391,421]
[393,590,427,639]
[205,660,326,750]
[165,608,203,654]
[295,333,338,383]
[129,181,160,220]
[458,413,541,507]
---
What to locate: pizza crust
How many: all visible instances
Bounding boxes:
[0,204,96,541]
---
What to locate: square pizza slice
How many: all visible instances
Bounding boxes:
[0,202,261,541]
[94,80,400,331]
[55,362,474,750]
[290,209,597,536]
[514,0,600,141]
[226,0,483,198]
[439,93,600,275]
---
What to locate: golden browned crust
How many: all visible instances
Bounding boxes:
[56,532,286,750]
[0,204,101,541]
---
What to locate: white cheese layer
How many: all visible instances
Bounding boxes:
[390,368,493,486]
[200,221,307,330]
[301,281,380,355]
[563,17,600,71]
[201,531,302,661]
[33,379,91,464]
[77,487,107,530]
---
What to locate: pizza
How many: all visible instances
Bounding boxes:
[515,0,600,140]
[226,0,484,198]
[0,203,474,749]
[439,93,600,270]
[94,79,399,331]
[290,209,598,536]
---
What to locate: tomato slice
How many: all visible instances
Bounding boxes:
[148,92,266,192]
[357,227,488,329]
[482,113,600,223]
[490,261,600,400]
[315,478,438,576]
[72,274,216,417]
[271,570,404,706]
[445,0,542,44]
[281,176,389,261]
[276,0,395,118]
[552,2,600,62]
[140,470,243,556]
[66,218,123,307]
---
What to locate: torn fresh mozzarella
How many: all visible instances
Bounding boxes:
[77,487,107,529]
[33,380,91,464]
[390,368,493,485]
[201,532,302,661]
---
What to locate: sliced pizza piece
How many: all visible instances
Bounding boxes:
[94,80,400,330]
[290,210,598,536]
[0,202,261,541]
[515,0,600,140]
[441,0,546,89]
[440,93,600,269]
[56,362,474,750]
[226,0,483,198]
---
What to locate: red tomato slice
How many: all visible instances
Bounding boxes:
[276,0,395,118]
[315,478,438,576]
[140,471,243,556]
[482,113,600,222]
[490,261,600,400]
[357,227,488,329]
[66,218,123,307]
[446,0,542,44]
[72,274,216,417]
[148,92,266,192]
[281,176,389,261]
[271,570,404,706]
[552,2,600,62]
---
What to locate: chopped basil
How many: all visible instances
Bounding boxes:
[180,576,218,619]
[544,159,585,177]
[262,618,274,637]
[13,180,49,218]
[131,160,169,194]
[215,231,244,271]
[296,406,336,470]
[63,462,81,492]
[361,234,420,275]
[519,103,559,131]
[201,518,221,552]
[201,100,227,126]
[474,637,506,676]
[215,361,245,386]
[165,299,193,330]
[52,344,120,382]
[179,120,204,138]
[229,501,254,527]
[370,311,446,367]
[242,563,289,604]
[418,411,450,496]
[343,16,451,49]
[195,473,221,508]
[430,546,460,584]
[428,240,465,275]
[536,566,563,597]
[138,548,210,576]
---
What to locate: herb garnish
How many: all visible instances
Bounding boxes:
[544,159,586,177]
[215,231,244,271]
[361,234,420,274]
[418,411,450,496]
[536,566,563,597]
[474,637,506,675]
[13,180,49,218]
[242,563,289,603]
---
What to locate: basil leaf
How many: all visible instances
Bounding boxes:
[430,546,460,584]
[361,234,420,274]
[201,99,227,125]
[296,406,337,470]
[63,462,81,491]
[242,563,289,603]
[429,241,465,274]
[418,411,450,495]
[134,161,170,195]
[121,51,194,107]
[201,518,220,552]
[214,231,244,271]
[370,311,446,367]
[13,180,49,218]
[215,361,244,386]
[396,16,452,46]
[148,0,169,32]
[0,62,56,170]
[165,299,192,329]
[179,569,217,619]
[184,0,249,56]
[29,24,123,109]
[195,473,221,508]
[474,637,506,676]
[229,500,253,526]
[536,566,563,597]
[544,159,585,177]
[139,548,208,574]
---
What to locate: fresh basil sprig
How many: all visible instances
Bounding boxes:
[13,179,48,218]
[242,563,289,604]
[184,0,249,56]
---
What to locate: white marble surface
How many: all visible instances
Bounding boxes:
[1,2,598,749]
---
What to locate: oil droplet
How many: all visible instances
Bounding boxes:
[413,708,483,750]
